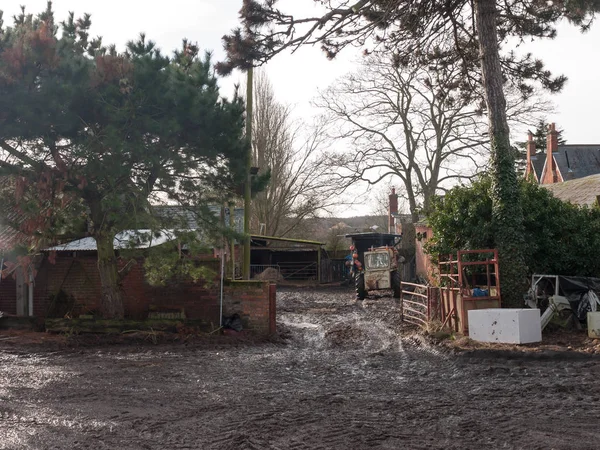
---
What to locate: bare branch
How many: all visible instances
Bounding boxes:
[316,52,547,216]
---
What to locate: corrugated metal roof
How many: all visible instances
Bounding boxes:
[544,174,600,207]
[44,230,179,252]
[0,222,27,253]
[251,234,324,246]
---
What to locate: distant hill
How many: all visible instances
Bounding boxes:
[286,215,388,243]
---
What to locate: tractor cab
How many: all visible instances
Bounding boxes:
[345,232,403,300]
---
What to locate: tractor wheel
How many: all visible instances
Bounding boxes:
[355,272,366,300]
[392,270,401,299]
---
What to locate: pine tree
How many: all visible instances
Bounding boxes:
[529,120,567,152]
[0,3,248,318]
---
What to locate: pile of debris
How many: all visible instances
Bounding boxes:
[253,267,283,281]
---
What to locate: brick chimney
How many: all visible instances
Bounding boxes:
[388,188,398,233]
[525,131,536,179]
[544,123,559,184]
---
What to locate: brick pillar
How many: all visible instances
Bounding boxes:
[544,123,558,184]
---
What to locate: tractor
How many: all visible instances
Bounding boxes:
[345,232,403,300]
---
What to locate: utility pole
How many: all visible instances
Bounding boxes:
[243,65,253,280]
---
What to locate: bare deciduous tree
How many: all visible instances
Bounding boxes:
[316,53,548,221]
[325,222,350,254]
[251,71,340,237]
[369,183,408,224]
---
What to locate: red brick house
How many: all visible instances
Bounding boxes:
[525,123,600,184]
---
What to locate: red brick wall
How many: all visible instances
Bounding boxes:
[415,224,437,282]
[0,275,16,315]
[126,263,221,325]
[31,254,274,335]
[223,280,276,335]
[33,254,220,320]
[34,255,101,317]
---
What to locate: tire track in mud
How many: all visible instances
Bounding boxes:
[206,287,465,450]
[2,287,600,449]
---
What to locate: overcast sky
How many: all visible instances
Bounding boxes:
[2,0,600,215]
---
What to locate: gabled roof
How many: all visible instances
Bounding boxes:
[530,155,545,181]
[553,145,600,181]
[44,204,246,252]
[543,174,600,207]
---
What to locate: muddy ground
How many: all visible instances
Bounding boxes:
[1,287,600,449]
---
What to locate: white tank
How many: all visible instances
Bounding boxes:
[587,312,600,339]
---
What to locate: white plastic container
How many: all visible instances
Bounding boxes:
[587,312,600,339]
[468,308,542,344]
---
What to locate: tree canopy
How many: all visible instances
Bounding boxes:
[218,0,597,98]
[426,176,600,278]
[0,3,248,317]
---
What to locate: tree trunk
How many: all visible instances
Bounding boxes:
[474,0,527,307]
[96,232,125,319]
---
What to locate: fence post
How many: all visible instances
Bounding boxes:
[269,283,277,334]
[426,287,431,322]
[400,281,404,321]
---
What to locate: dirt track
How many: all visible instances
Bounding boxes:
[1,287,600,449]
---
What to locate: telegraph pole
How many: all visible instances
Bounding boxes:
[243,65,253,280]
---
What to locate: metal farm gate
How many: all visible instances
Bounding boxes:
[438,249,501,334]
[399,249,501,332]
[399,282,439,329]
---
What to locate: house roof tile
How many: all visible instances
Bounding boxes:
[554,145,600,180]
[530,155,545,181]
[543,173,600,207]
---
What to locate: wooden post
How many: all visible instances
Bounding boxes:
[427,287,431,322]
[269,283,276,334]
[230,205,236,279]
[453,290,459,333]
[28,269,34,317]
[400,282,404,321]
[243,66,254,280]
[317,246,322,283]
